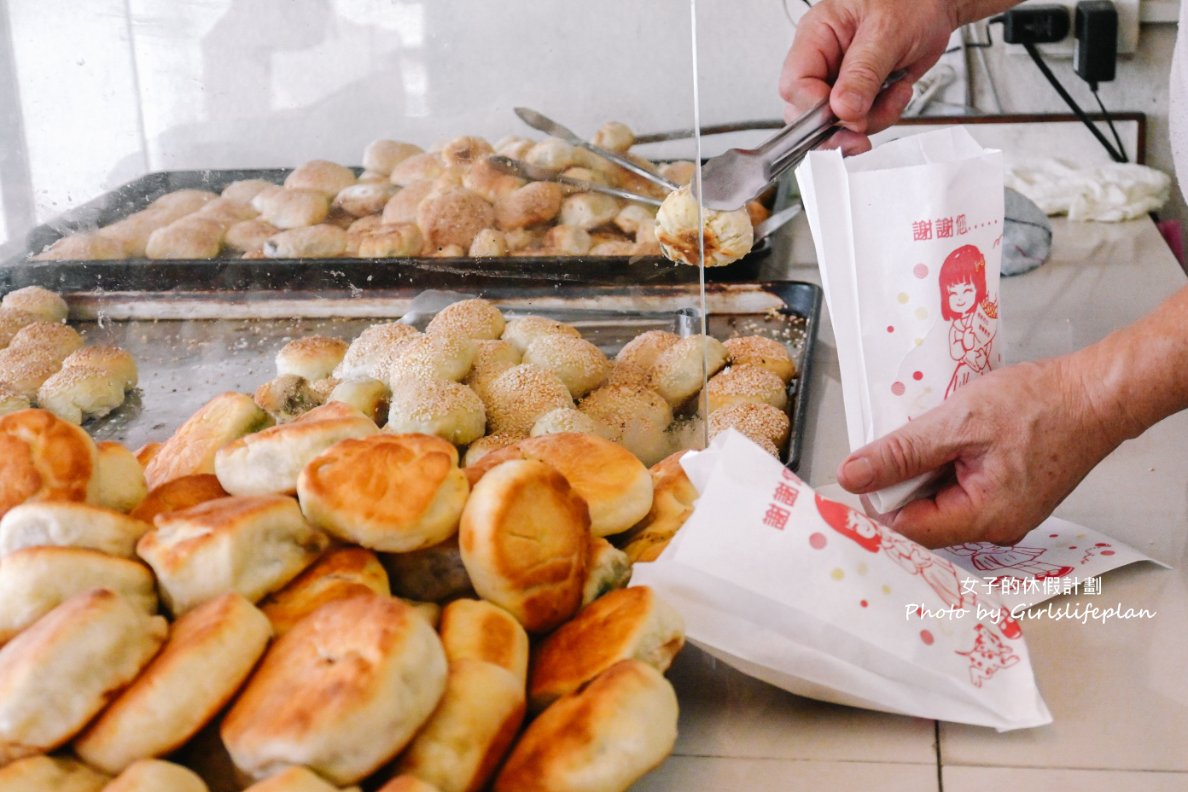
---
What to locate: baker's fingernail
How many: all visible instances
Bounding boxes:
[837,90,870,117]
[841,457,874,488]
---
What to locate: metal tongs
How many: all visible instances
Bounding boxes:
[698,70,908,210]
[487,156,663,207]
[513,107,678,195]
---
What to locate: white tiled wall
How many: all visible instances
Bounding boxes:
[0,0,1181,252]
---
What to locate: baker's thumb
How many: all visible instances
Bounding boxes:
[837,414,956,493]
[832,27,902,124]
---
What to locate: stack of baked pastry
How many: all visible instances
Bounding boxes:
[32,122,770,263]
[250,298,798,472]
[0,286,138,425]
[0,362,701,789]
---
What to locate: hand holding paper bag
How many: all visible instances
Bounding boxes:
[796,127,1005,513]
[632,431,1051,731]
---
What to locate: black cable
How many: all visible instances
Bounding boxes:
[1020,42,1125,163]
[944,23,993,55]
[1090,86,1129,163]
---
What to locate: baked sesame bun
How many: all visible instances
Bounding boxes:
[464,340,524,401]
[706,365,789,413]
[364,139,424,175]
[0,501,150,559]
[240,766,345,791]
[426,298,506,341]
[275,336,349,382]
[222,178,276,205]
[708,401,791,448]
[260,546,390,636]
[33,231,125,261]
[254,374,321,424]
[0,382,31,416]
[493,660,679,792]
[149,188,218,216]
[335,322,420,381]
[655,183,753,267]
[129,473,227,524]
[326,377,390,425]
[461,432,526,467]
[145,217,224,259]
[1,286,68,324]
[494,182,564,231]
[390,152,446,188]
[74,593,273,774]
[0,546,156,644]
[723,335,798,383]
[578,384,673,466]
[619,452,700,563]
[0,347,60,402]
[467,433,652,538]
[136,494,328,616]
[582,535,632,606]
[650,334,728,408]
[531,407,613,440]
[522,336,610,399]
[7,320,83,361]
[482,364,573,436]
[222,594,448,785]
[529,587,684,711]
[437,598,530,684]
[459,459,589,633]
[298,434,468,553]
[0,754,109,791]
[381,537,473,603]
[0,589,167,764]
[0,307,37,347]
[334,183,395,218]
[614,329,680,372]
[143,392,272,490]
[101,759,209,792]
[416,187,494,250]
[385,334,476,384]
[386,379,486,446]
[37,366,129,425]
[284,160,357,199]
[0,408,98,519]
[225,219,280,254]
[394,659,526,792]
[61,344,138,389]
[88,440,142,510]
[500,316,581,353]
[215,402,379,497]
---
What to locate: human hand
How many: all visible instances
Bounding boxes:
[778,0,961,154]
[836,357,1128,548]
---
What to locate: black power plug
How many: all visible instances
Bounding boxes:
[1074,1,1118,85]
[999,5,1071,44]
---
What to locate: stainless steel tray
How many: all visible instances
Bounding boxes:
[80,281,820,470]
[0,168,773,291]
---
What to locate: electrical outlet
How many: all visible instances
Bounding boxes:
[1008,0,1139,56]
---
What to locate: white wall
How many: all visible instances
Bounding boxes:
[0,0,1181,252]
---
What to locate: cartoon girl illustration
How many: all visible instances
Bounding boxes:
[814,494,1024,685]
[945,542,1074,582]
[815,494,1021,641]
[939,245,998,399]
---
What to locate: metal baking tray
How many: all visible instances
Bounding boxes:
[77,280,820,471]
[0,168,774,292]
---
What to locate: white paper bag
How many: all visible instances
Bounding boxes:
[796,127,1005,512]
[632,431,1052,731]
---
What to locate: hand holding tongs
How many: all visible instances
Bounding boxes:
[697,70,908,210]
